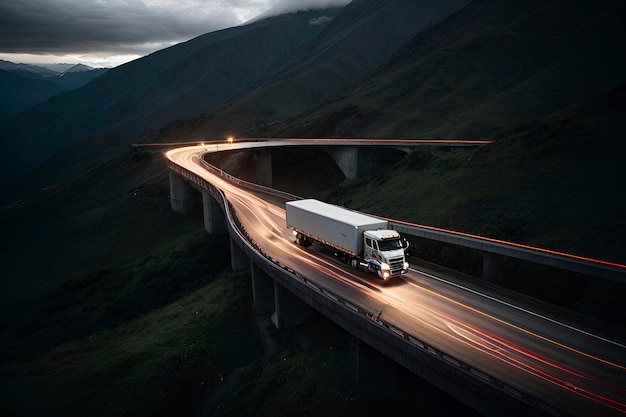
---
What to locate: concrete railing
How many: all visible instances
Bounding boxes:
[388,221,626,283]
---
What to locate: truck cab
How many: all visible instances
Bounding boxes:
[363,230,409,279]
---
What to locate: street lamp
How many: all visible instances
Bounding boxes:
[227,136,233,146]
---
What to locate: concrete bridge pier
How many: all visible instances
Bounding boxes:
[483,252,504,283]
[271,281,312,330]
[252,149,272,187]
[169,171,199,214]
[327,146,358,181]
[202,190,227,234]
[251,262,275,317]
[349,336,398,402]
[230,238,248,271]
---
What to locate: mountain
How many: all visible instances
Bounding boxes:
[0,60,109,121]
[0,59,59,78]
[266,0,626,139]
[62,63,94,73]
[54,66,108,90]
[0,0,471,185]
[0,69,66,122]
[235,0,471,117]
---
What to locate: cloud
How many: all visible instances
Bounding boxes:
[0,0,351,66]
[309,15,333,26]
[0,0,274,57]
[250,0,351,23]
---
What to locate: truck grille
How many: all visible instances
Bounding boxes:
[388,256,405,274]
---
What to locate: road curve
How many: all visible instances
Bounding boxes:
[166,144,626,417]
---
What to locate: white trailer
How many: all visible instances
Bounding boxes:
[286,199,409,280]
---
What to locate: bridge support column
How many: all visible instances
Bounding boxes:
[349,337,398,402]
[483,252,504,283]
[251,262,275,317]
[169,171,199,214]
[328,146,358,181]
[230,238,248,271]
[202,191,227,234]
[253,149,272,187]
[271,282,312,330]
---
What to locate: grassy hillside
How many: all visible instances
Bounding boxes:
[2,270,259,417]
[0,69,66,121]
[270,0,625,139]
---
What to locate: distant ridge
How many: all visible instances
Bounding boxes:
[0,60,109,122]
[62,63,94,74]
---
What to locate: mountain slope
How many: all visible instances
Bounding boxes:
[0,69,66,122]
[103,9,344,136]
[269,0,626,138]
[139,0,472,143]
[214,0,471,120]
[51,67,109,90]
[0,60,109,106]
[0,60,59,78]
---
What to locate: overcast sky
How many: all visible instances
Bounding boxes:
[0,0,350,68]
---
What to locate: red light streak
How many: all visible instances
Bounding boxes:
[410,277,626,369]
[390,218,626,270]
[277,137,493,145]
[447,319,626,414]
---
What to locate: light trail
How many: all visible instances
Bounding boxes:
[166,145,626,417]
[447,321,626,414]
[270,138,493,145]
[391,218,626,270]
[408,266,626,351]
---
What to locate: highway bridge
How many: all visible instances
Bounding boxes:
[164,139,626,417]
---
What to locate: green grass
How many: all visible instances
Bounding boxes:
[1,271,260,417]
[0,150,234,362]
[1,147,258,417]
[214,345,353,417]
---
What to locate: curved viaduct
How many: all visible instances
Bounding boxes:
[165,139,626,417]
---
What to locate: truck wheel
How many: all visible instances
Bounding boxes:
[296,235,311,247]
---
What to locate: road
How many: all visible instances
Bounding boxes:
[166,144,626,417]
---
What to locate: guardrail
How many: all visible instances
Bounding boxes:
[166,155,566,417]
[198,155,302,201]
[388,221,626,282]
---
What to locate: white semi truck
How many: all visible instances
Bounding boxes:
[286,199,409,280]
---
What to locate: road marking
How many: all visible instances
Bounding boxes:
[408,267,626,350]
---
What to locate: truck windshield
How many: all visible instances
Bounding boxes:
[378,239,403,251]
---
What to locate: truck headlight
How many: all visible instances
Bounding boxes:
[403,262,409,270]
[379,263,391,280]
